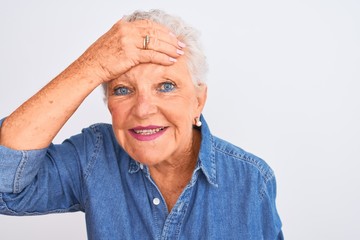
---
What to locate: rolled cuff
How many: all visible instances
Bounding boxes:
[0,118,48,193]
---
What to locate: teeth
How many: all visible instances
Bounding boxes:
[133,127,164,135]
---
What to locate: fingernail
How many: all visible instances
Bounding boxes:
[177,49,184,55]
[169,57,177,62]
[169,32,176,37]
[178,41,186,48]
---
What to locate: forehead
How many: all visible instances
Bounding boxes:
[110,56,191,86]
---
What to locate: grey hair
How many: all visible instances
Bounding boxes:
[102,9,208,99]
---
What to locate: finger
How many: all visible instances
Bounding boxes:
[138,50,178,65]
[132,20,186,49]
[142,28,186,50]
[140,34,185,58]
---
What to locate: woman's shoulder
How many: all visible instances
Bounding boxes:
[83,122,113,133]
[71,123,113,139]
[63,123,116,150]
[211,135,274,181]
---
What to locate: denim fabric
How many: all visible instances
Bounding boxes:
[0,116,283,239]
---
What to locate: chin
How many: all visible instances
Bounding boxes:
[131,153,164,166]
[124,146,165,164]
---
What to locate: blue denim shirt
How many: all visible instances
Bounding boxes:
[0,116,283,239]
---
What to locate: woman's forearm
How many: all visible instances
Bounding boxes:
[0,60,102,150]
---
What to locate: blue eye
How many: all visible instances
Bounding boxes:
[159,82,176,92]
[114,86,131,96]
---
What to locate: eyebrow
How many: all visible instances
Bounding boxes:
[109,67,181,88]
[109,75,131,88]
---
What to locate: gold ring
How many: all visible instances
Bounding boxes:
[143,35,150,49]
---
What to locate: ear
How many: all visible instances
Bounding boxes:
[195,83,207,115]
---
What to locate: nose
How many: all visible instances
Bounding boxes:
[132,92,158,119]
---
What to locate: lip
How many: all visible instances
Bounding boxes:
[129,125,168,141]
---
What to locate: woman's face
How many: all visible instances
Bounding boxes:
[107,56,207,166]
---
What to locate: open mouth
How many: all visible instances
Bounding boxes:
[132,127,165,135]
[129,126,168,141]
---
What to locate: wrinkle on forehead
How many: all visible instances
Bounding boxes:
[110,58,191,87]
[109,63,165,87]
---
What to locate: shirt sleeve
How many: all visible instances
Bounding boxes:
[0,118,89,215]
[260,173,284,240]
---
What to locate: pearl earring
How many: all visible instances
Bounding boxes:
[195,117,202,127]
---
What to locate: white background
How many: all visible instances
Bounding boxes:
[1,0,359,239]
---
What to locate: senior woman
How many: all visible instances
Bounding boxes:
[0,9,283,239]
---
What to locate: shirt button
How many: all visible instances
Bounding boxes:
[153,198,160,206]
[139,164,144,170]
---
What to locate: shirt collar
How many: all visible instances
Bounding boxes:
[197,115,218,187]
[128,115,218,187]
[128,159,140,174]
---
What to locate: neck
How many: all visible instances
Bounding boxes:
[149,128,201,178]
[149,128,201,212]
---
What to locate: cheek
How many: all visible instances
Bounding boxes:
[108,101,129,127]
[164,97,197,126]
[108,102,129,147]
[175,94,198,116]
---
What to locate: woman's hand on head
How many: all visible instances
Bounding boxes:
[77,18,185,84]
[0,15,186,151]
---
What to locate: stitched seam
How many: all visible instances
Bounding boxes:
[214,145,274,182]
[198,134,218,186]
[213,142,275,201]
[83,124,103,180]
[82,124,103,210]
[13,151,28,193]
[259,175,275,201]
[210,134,217,183]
